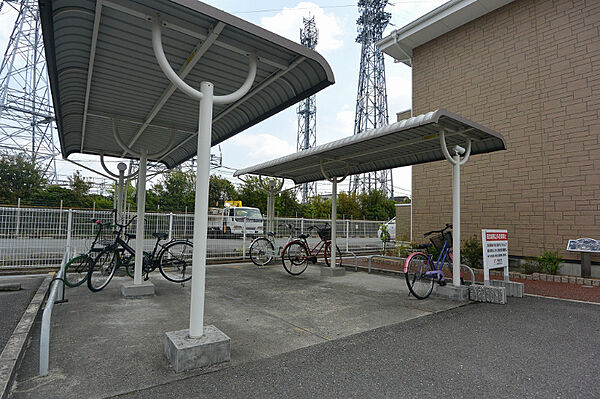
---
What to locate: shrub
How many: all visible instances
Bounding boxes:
[521,258,542,274]
[462,235,483,268]
[537,250,561,275]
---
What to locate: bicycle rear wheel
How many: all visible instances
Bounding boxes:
[64,254,91,287]
[405,253,434,299]
[87,248,118,292]
[158,240,193,283]
[324,243,343,267]
[249,237,274,266]
[281,241,309,276]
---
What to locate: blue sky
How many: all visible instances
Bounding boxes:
[0,0,447,196]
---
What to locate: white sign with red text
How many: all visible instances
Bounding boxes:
[482,229,509,285]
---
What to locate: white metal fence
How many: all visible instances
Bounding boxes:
[0,206,385,269]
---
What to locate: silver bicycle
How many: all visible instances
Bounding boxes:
[249,223,297,266]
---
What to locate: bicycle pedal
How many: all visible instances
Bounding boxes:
[309,256,317,264]
[438,280,447,286]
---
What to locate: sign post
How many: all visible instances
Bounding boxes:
[482,229,509,286]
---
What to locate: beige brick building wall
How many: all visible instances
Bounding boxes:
[395,204,411,242]
[411,0,599,261]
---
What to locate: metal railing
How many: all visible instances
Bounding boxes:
[39,250,68,376]
[0,206,387,269]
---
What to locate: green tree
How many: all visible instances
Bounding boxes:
[209,175,237,207]
[337,192,362,219]
[68,171,92,196]
[237,176,267,211]
[275,189,301,217]
[303,195,331,219]
[0,153,47,204]
[359,190,395,220]
[151,170,196,212]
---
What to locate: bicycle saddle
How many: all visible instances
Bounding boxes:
[153,232,168,240]
[125,233,136,239]
[267,232,275,236]
[299,234,308,239]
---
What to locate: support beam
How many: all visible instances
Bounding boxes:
[81,0,104,152]
[331,179,337,268]
[134,149,147,285]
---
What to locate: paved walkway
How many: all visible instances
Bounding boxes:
[9,263,459,399]
[118,296,600,399]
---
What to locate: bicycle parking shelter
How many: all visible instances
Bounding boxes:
[40,0,334,371]
[235,109,506,285]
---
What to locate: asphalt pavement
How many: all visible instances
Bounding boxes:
[0,276,43,353]
[117,296,600,399]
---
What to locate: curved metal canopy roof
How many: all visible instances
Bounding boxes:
[234,109,506,184]
[39,0,335,168]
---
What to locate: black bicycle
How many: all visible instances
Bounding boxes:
[87,215,193,292]
[63,218,112,287]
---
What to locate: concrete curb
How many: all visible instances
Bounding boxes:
[0,274,52,399]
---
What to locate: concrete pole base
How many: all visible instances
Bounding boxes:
[490,280,524,297]
[164,326,231,372]
[120,281,155,298]
[433,285,470,302]
[320,266,346,277]
[469,285,507,304]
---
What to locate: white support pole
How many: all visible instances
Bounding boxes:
[117,162,127,224]
[346,219,349,252]
[242,216,247,259]
[331,179,337,268]
[452,154,461,287]
[189,82,213,339]
[168,212,173,242]
[134,149,148,285]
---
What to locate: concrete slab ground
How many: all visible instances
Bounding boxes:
[9,263,461,399]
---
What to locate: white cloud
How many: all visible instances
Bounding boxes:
[230,133,296,161]
[260,2,344,54]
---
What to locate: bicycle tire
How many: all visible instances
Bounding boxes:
[64,254,91,287]
[249,238,275,266]
[324,243,343,267]
[87,248,118,292]
[158,240,193,283]
[405,253,434,299]
[124,255,135,278]
[281,241,309,276]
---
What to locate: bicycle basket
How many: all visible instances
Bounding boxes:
[429,231,453,251]
[317,227,331,240]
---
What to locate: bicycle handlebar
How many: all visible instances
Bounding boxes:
[423,223,452,237]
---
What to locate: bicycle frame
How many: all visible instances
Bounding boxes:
[404,239,453,283]
[299,236,328,258]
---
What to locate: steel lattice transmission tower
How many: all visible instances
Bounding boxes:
[350,0,393,197]
[296,15,318,203]
[0,0,58,182]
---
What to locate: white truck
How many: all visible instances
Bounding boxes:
[208,206,264,237]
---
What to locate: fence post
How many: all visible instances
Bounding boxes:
[346,219,349,252]
[58,200,63,237]
[242,216,247,260]
[184,206,188,238]
[58,209,73,302]
[15,198,21,235]
[301,218,304,234]
[363,218,366,237]
[168,212,173,241]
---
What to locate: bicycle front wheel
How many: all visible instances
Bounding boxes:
[405,253,434,299]
[324,243,343,267]
[158,240,193,283]
[281,241,309,276]
[64,254,91,287]
[249,238,274,266]
[87,248,118,292]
